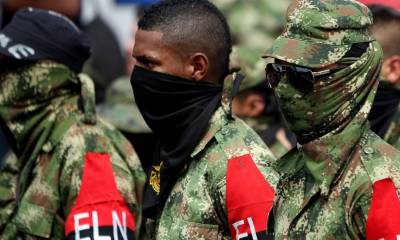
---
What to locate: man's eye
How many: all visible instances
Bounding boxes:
[137,57,155,68]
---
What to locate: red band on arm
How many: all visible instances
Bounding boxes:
[65,152,135,239]
[366,178,400,240]
[226,154,275,239]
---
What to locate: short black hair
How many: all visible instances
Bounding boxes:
[369,4,400,58]
[138,0,232,82]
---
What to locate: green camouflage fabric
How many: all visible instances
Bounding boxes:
[149,74,279,240]
[266,0,400,238]
[0,62,145,239]
[263,0,374,68]
[97,76,151,133]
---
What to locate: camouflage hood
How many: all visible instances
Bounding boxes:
[0,62,96,159]
[275,42,382,144]
[274,42,382,195]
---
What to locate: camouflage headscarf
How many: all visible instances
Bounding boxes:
[0,61,95,194]
[275,42,382,144]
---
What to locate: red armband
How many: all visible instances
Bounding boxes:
[226,154,275,240]
[366,178,400,240]
[65,152,136,239]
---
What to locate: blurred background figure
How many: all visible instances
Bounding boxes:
[213,0,296,157]
[359,1,400,149]
[359,0,400,9]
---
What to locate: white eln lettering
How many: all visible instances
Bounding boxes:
[112,211,128,240]
[74,212,90,240]
[247,217,258,240]
[233,220,248,240]
[92,211,111,240]
[378,235,400,240]
[0,34,10,48]
[8,44,35,59]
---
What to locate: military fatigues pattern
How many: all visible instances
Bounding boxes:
[264,0,400,239]
[151,75,279,240]
[0,63,145,239]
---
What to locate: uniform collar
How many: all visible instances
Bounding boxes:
[276,119,368,198]
[300,121,366,197]
[190,73,240,158]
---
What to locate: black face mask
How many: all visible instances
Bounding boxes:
[130,66,223,218]
[369,80,400,138]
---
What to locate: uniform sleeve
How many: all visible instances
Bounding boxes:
[8,151,62,238]
[56,127,145,239]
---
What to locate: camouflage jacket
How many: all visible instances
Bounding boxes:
[0,63,145,239]
[150,75,279,240]
[272,126,400,240]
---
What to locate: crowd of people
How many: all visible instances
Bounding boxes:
[0,0,400,239]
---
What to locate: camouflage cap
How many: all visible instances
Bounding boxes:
[263,0,375,68]
[97,76,151,133]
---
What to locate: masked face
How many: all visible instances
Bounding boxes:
[130,65,223,216]
[269,43,382,143]
[130,66,222,147]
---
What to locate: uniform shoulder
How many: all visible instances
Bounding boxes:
[214,117,275,163]
[212,117,279,187]
[57,117,132,154]
[360,130,400,189]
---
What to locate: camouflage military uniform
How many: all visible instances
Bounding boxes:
[264,0,400,239]
[0,62,145,239]
[151,75,279,240]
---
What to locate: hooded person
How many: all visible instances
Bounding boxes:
[263,0,400,239]
[0,8,145,239]
[130,0,278,239]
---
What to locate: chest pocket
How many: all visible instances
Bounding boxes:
[65,152,136,239]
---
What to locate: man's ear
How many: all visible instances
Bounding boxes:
[232,93,265,117]
[245,94,265,117]
[382,56,400,84]
[186,53,209,81]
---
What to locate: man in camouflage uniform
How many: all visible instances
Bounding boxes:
[213,0,295,158]
[130,0,278,239]
[366,3,400,150]
[0,8,145,239]
[264,0,400,239]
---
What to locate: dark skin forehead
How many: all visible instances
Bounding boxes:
[132,29,188,77]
